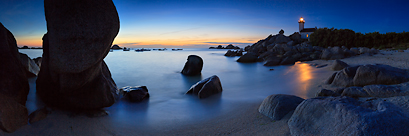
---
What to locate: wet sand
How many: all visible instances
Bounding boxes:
[2,50,409,136]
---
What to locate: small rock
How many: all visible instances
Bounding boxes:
[316,64,328,68]
[28,107,51,124]
[119,86,149,102]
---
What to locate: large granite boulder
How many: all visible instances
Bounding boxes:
[19,53,40,77]
[181,55,203,76]
[328,64,409,87]
[37,0,120,109]
[237,52,258,63]
[258,94,304,121]
[119,86,149,102]
[288,96,409,136]
[186,75,222,99]
[0,23,29,132]
[331,59,348,71]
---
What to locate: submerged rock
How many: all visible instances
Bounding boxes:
[119,86,149,102]
[186,75,223,99]
[181,55,203,76]
[37,0,120,109]
[258,94,304,121]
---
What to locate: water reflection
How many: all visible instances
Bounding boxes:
[284,62,314,98]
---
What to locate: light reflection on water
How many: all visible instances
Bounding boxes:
[20,49,320,126]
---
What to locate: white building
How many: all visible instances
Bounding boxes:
[298,17,316,39]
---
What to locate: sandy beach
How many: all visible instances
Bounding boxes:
[2,50,409,136]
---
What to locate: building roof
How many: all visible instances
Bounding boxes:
[300,28,316,32]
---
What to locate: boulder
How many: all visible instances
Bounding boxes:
[237,52,258,63]
[19,53,40,77]
[350,47,359,54]
[36,0,120,109]
[0,23,29,133]
[0,95,28,133]
[274,34,291,44]
[258,94,304,121]
[28,107,51,124]
[315,89,337,97]
[288,96,409,136]
[224,50,242,57]
[186,75,222,99]
[119,86,149,102]
[331,59,348,71]
[181,55,203,76]
[289,32,302,43]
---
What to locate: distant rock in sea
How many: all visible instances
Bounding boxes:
[209,44,240,49]
[36,0,120,109]
[111,44,122,49]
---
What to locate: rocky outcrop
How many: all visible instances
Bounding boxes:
[19,53,40,77]
[181,55,203,76]
[0,23,29,132]
[119,86,149,102]
[327,64,409,87]
[209,44,240,49]
[36,0,120,109]
[258,94,304,121]
[288,96,409,136]
[186,75,223,99]
[237,52,258,63]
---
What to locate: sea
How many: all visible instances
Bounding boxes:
[18,48,321,127]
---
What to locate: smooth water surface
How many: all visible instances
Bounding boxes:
[19,48,319,127]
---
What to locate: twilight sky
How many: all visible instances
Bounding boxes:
[1,0,408,48]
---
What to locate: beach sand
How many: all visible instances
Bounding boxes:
[2,50,409,136]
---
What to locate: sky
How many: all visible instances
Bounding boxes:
[1,0,408,48]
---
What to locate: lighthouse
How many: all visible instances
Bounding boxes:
[298,17,316,39]
[298,17,305,32]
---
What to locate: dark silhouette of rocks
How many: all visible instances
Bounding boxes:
[0,23,29,132]
[209,44,240,49]
[258,94,304,121]
[33,57,42,68]
[36,0,120,109]
[186,75,223,99]
[119,86,149,102]
[181,55,203,76]
[239,30,379,66]
[19,53,40,77]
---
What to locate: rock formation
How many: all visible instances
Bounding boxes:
[0,22,29,132]
[186,75,223,99]
[36,0,120,109]
[181,55,203,76]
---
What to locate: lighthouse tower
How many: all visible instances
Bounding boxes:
[298,17,305,32]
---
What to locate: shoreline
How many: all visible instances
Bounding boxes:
[3,50,409,136]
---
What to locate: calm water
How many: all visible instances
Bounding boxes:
[19,48,319,127]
